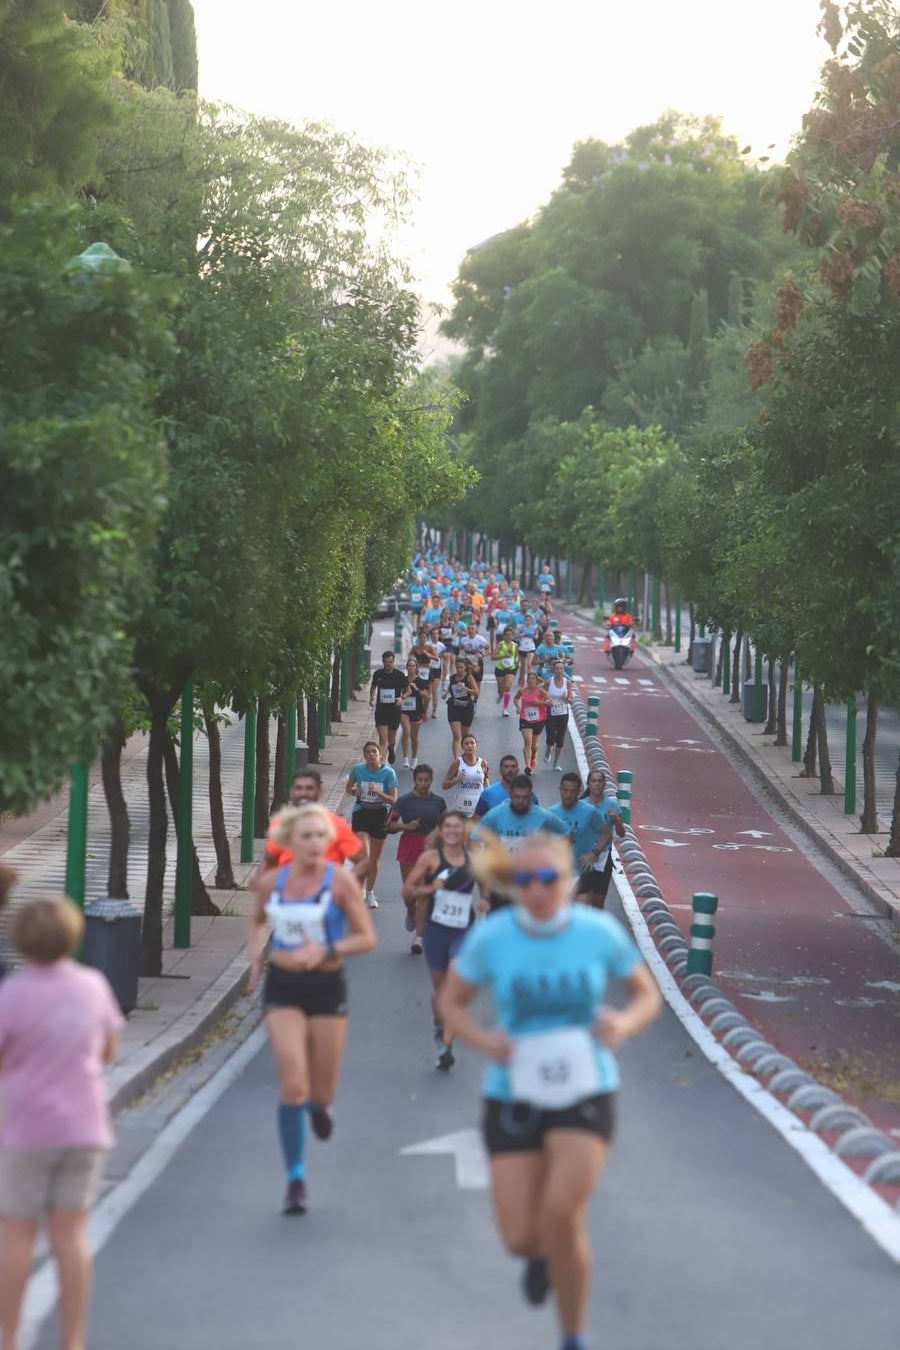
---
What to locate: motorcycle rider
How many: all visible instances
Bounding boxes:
[606,598,635,629]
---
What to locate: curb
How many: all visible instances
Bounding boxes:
[570,689,900,1227]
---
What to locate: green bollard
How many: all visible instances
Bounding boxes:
[616,769,633,825]
[64,763,89,908]
[318,675,329,749]
[585,693,600,736]
[721,631,731,696]
[340,648,350,713]
[174,678,193,949]
[844,696,857,816]
[686,892,718,976]
[753,649,764,723]
[286,704,298,791]
[674,594,682,654]
[791,666,803,763]
[240,694,257,864]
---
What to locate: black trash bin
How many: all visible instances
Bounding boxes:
[691,637,712,675]
[742,678,768,724]
[82,899,142,1015]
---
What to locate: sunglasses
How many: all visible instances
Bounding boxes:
[511,867,562,886]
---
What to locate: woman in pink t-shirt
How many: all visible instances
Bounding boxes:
[0,895,122,1350]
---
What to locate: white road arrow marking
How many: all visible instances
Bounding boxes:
[834,997,885,1009]
[713,842,793,853]
[655,745,714,754]
[648,838,690,849]
[401,1128,488,1190]
[610,743,640,750]
[677,739,704,745]
[638,679,655,687]
[865,981,900,994]
[743,991,794,1003]
[735,830,774,839]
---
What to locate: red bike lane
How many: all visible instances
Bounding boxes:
[566,617,900,1136]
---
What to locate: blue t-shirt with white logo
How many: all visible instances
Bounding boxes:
[474,781,539,817]
[454,906,642,1100]
[350,764,398,812]
[477,802,568,848]
[547,800,609,862]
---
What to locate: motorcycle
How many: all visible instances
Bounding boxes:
[604,622,636,670]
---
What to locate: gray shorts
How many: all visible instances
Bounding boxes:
[0,1148,107,1219]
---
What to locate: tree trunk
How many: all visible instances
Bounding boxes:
[254,698,271,836]
[664,581,672,645]
[744,637,752,681]
[162,728,217,916]
[764,658,777,735]
[306,695,320,764]
[204,707,236,890]
[101,717,130,898]
[297,698,306,745]
[730,630,743,702]
[774,658,789,747]
[349,629,361,690]
[714,635,724,687]
[330,650,341,722]
[885,752,900,857]
[687,602,696,665]
[140,682,182,976]
[271,713,287,814]
[860,691,879,834]
[814,686,835,793]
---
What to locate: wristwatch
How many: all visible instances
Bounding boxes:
[326,940,339,961]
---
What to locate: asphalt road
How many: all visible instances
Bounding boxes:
[30,674,900,1350]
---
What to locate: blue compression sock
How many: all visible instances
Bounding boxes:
[277,1103,306,1180]
[561,1337,586,1350]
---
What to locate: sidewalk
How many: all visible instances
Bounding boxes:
[0,689,379,1117]
[562,606,900,926]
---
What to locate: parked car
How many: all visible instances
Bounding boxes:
[375,594,397,618]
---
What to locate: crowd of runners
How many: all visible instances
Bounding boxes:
[251,544,661,1350]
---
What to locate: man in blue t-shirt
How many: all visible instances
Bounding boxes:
[548,774,612,873]
[477,778,569,912]
[475,755,539,817]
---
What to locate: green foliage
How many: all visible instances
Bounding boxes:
[0,200,170,812]
[0,0,115,202]
[165,0,197,91]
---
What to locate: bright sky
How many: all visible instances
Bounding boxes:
[191,0,827,308]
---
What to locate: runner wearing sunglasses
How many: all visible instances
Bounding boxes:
[439,833,661,1350]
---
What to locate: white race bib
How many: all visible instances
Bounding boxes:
[431,889,473,929]
[509,1027,600,1109]
[359,779,383,804]
[523,705,541,722]
[592,846,611,872]
[550,700,568,717]
[401,695,417,712]
[519,638,536,653]
[379,688,396,704]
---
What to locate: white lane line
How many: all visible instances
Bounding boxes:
[638,679,654,687]
[591,676,607,684]
[568,718,900,1266]
[20,1027,269,1347]
[614,677,629,686]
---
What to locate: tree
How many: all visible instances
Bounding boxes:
[0,201,169,814]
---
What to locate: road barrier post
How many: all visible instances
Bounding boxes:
[616,769,633,824]
[174,678,193,949]
[64,764,89,908]
[687,892,719,976]
[753,649,764,723]
[340,647,350,713]
[844,697,857,816]
[240,693,257,864]
[791,666,803,762]
[586,694,600,736]
[286,704,298,790]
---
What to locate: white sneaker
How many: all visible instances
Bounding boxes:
[402,756,410,768]
[502,708,510,717]
[410,758,417,770]
[366,892,379,909]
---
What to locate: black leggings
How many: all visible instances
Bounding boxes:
[545,713,569,749]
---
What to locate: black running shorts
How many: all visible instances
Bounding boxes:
[263,964,348,1017]
[482,1093,615,1154]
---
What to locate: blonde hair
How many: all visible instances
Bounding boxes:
[13,895,84,963]
[471,830,572,897]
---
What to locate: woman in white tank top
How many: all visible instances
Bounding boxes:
[442,733,489,817]
[543,659,574,771]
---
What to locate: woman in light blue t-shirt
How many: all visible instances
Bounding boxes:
[440,832,661,1350]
